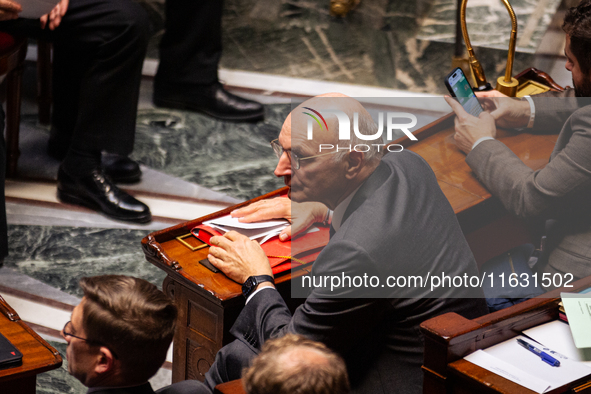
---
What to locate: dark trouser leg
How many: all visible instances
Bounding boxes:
[152,0,263,121]
[0,0,150,162]
[155,0,223,87]
[154,339,255,394]
[0,1,152,222]
[53,0,150,160]
[0,107,7,263]
[203,339,257,391]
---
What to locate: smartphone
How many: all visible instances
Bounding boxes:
[444,67,484,117]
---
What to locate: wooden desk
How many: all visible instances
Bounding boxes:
[142,188,321,383]
[420,276,591,394]
[0,295,62,393]
[143,104,560,383]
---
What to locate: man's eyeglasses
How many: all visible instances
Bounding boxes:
[62,321,118,359]
[270,139,339,170]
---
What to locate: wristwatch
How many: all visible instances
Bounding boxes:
[242,275,275,299]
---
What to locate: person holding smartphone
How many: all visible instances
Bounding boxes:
[444,0,591,284]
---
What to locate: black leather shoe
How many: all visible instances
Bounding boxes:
[153,81,265,122]
[57,166,152,223]
[102,153,142,184]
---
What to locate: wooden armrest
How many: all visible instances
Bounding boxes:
[214,379,245,394]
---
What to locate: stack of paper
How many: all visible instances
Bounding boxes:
[561,293,591,349]
[524,320,591,367]
[464,334,591,393]
[203,216,289,245]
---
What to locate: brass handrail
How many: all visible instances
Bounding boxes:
[460,0,488,88]
[460,0,520,96]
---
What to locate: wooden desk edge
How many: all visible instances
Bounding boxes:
[420,276,591,393]
[142,187,297,302]
[143,187,289,246]
[448,358,591,394]
[0,296,63,380]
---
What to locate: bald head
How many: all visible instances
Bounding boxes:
[274,93,383,208]
[287,93,381,163]
[242,334,350,394]
[278,346,332,370]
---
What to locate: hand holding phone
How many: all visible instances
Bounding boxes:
[444,68,484,117]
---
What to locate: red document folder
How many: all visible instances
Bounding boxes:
[191,223,329,275]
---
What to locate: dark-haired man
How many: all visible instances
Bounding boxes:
[61,275,191,394]
[445,0,591,282]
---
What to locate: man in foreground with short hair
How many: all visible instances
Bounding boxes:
[182,93,488,394]
[61,275,194,394]
[242,333,349,394]
[445,0,591,282]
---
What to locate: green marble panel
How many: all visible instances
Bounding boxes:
[4,225,163,298]
[132,106,286,201]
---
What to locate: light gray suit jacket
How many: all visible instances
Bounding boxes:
[466,89,591,279]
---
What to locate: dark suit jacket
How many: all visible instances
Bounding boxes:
[88,383,154,394]
[231,151,488,394]
[466,89,591,279]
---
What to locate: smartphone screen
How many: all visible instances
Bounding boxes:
[445,68,483,117]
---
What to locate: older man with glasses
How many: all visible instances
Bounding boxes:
[174,93,488,394]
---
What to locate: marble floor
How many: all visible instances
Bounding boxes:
[0,0,573,392]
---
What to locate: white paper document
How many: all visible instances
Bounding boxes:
[561,293,591,349]
[465,350,551,393]
[464,335,591,393]
[204,215,289,245]
[18,0,60,19]
[524,320,591,367]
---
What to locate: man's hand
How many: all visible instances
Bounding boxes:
[232,197,292,223]
[445,95,497,154]
[207,231,272,284]
[0,0,21,21]
[475,90,531,129]
[40,0,68,30]
[231,198,328,241]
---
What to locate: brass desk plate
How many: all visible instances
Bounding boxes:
[176,233,208,252]
[516,79,551,97]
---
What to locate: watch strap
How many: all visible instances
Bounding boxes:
[242,275,274,298]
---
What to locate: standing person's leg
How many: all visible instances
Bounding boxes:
[0,0,151,222]
[0,107,7,266]
[53,0,148,178]
[153,0,264,122]
[156,0,221,87]
[52,0,152,222]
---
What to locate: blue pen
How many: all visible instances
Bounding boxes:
[517,338,560,367]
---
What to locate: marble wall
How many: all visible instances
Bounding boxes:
[418,0,562,53]
[138,0,561,93]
